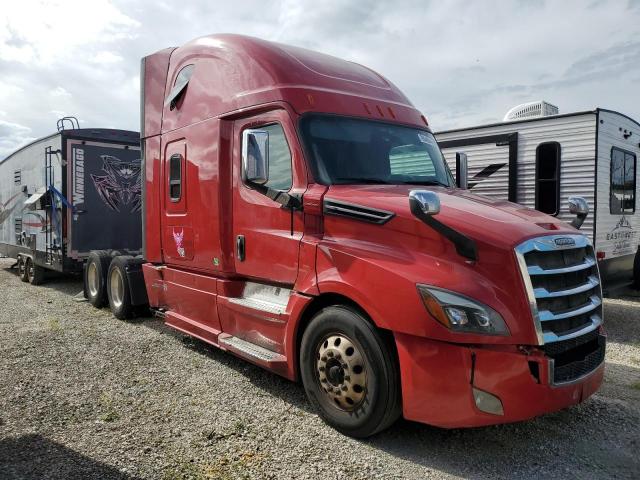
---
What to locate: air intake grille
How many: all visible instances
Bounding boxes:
[516,235,603,345]
[323,199,395,224]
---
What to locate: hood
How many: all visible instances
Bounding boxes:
[323,184,578,249]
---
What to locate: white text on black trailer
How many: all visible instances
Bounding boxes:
[435,103,640,291]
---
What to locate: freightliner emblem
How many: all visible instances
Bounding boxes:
[554,237,576,247]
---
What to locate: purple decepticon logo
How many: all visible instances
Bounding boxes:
[91,155,142,213]
[172,228,185,258]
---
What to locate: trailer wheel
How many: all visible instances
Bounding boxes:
[85,251,111,308]
[633,248,640,289]
[299,305,401,438]
[18,256,29,283]
[107,256,134,320]
[27,259,44,285]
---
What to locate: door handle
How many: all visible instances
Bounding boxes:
[236,235,245,262]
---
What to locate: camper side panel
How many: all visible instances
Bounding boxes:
[437,113,597,239]
[595,110,640,284]
[0,135,62,259]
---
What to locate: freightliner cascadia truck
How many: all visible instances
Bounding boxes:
[84,34,605,438]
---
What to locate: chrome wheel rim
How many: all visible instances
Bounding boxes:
[109,268,124,309]
[17,258,25,277]
[87,262,99,297]
[316,334,367,411]
[28,261,34,281]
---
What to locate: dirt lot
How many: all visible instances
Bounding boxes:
[0,257,639,480]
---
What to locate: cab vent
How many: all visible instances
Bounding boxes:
[323,199,395,224]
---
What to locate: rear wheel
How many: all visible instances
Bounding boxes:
[300,305,401,438]
[85,251,111,308]
[633,248,640,289]
[27,259,44,285]
[107,256,134,320]
[18,256,29,282]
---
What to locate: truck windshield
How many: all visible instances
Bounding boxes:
[299,115,453,187]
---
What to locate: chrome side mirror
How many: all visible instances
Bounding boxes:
[409,190,441,216]
[242,129,269,185]
[456,152,468,189]
[568,196,589,229]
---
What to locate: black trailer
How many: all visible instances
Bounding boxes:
[0,118,141,284]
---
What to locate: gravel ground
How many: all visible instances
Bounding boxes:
[0,257,639,480]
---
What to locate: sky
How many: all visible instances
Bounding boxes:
[1,0,639,159]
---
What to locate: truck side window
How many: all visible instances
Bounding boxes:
[169,153,182,202]
[262,123,292,191]
[610,147,636,214]
[165,64,194,110]
[535,142,561,216]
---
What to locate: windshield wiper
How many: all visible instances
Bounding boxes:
[333,177,391,185]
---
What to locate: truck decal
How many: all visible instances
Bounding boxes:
[172,228,185,258]
[90,154,142,213]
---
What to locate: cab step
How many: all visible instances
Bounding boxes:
[218,333,286,363]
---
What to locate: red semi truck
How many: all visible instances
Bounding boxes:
[84,34,605,438]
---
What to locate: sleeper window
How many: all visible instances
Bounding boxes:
[262,124,293,191]
[535,142,561,216]
[169,154,182,202]
[610,147,636,214]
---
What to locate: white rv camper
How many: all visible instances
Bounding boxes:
[0,118,141,284]
[435,103,640,291]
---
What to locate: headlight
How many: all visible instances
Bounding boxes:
[417,285,509,335]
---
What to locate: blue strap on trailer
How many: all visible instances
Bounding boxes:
[48,185,76,247]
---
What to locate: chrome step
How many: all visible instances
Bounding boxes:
[219,334,285,363]
[227,282,291,315]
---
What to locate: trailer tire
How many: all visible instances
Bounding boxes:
[107,256,134,320]
[299,305,401,438]
[633,248,640,289]
[85,251,111,308]
[18,256,29,282]
[27,259,44,285]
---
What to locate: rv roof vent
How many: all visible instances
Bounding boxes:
[503,101,558,121]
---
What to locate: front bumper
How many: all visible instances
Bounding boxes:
[395,332,605,428]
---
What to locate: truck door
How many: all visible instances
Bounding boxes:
[232,110,305,286]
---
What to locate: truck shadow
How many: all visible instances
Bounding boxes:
[0,434,139,480]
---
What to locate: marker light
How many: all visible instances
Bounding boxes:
[417,285,510,335]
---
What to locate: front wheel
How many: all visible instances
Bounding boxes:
[299,305,401,438]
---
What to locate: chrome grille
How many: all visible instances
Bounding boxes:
[515,234,603,345]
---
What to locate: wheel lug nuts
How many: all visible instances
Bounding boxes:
[327,352,334,357]
[319,366,325,371]
[321,356,327,362]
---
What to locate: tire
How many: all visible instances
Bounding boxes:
[27,259,45,285]
[299,305,401,438]
[107,255,134,320]
[633,248,640,289]
[17,256,28,282]
[85,251,111,308]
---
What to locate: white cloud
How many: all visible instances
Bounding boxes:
[0,0,639,160]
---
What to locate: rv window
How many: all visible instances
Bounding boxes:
[169,153,182,202]
[262,123,293,191]
[14,170,21,185]
[610,147,636,214]
[535,142,561,216]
